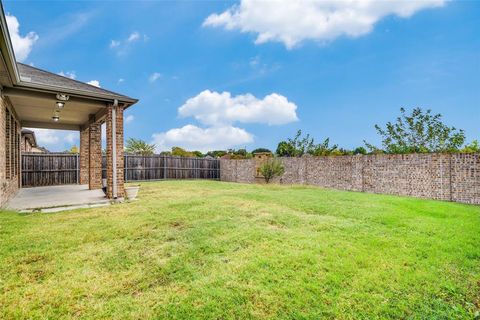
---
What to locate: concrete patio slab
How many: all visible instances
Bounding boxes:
[7,184,111,212]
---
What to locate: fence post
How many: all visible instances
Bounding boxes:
[164,155,167,180]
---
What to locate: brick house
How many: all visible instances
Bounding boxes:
[20,128,47,153]
[0,4,138,207]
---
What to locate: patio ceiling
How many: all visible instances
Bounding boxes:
[3,87,106,130]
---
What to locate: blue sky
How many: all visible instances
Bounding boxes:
[4,0,479,152]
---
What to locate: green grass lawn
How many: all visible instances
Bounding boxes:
[0,181,479,319]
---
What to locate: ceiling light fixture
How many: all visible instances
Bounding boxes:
[55,101,65,109]
[56,93,70,101]
[52,110,60,122]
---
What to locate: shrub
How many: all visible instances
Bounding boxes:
[259,159,285,183]
[460,140,480,153]
[353,147,367,155]
[252,148,272,154]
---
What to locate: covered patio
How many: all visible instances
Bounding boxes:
[0,4,138,209]
[7,184,110,212]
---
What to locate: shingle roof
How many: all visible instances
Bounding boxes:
[16,63,136,102]
[21,128,37,147]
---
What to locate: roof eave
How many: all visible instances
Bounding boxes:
[0,1,138,108]
[0,2,21,84]
[15,80,138,106]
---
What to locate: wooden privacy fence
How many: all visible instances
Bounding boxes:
[22,153,220,187]
[21,153,79,187]
[102,154,220,181]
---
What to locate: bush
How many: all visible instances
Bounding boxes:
[460,140,480,153]
[259,159,285,183]
[252,148,272,154]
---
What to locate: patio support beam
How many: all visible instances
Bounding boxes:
[21,121,80,131]
[106,101,124,199]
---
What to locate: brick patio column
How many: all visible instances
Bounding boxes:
[106,103,124,198]
[88,122,102,189]
[79,126,89,185]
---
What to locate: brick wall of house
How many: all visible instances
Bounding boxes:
[221,153,480,205]
[20,136,32,153]
[0,96,21,207]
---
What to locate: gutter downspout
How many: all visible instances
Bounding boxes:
[112,99,118,199]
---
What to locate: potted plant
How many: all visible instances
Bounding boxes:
[125,184,140,200]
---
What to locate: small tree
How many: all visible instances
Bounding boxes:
[259,159,285,183]
[125,138,155,155]
[68,145,79,154]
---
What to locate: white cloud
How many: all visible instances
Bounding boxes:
[64,132,78,144]
[149,72,161,82]
[152,89,297,152]
[203,0,447,48]
[118,78,125,83]
[152,125,253,152]
[34,129,60,145]
[87,80,100,87]
[58,71,76,79]
[5,14,39,62]
[249,55,260,67]
[110,40,120,48]
[124,115,134,124]
[109,31,148,55]
[28,129,78,147]
[179,90,298,126]
[127,31,140,42]
[40,11,94,46]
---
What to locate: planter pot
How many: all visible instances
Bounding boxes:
[125,185,140,200]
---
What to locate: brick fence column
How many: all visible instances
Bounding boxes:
[79,126,89,185]
[88,122,102,189]
[106,104,124,198]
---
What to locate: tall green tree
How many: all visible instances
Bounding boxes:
[366,107,465,153]
[125,138,156,155]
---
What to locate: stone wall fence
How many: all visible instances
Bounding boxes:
[220,153,480,205]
